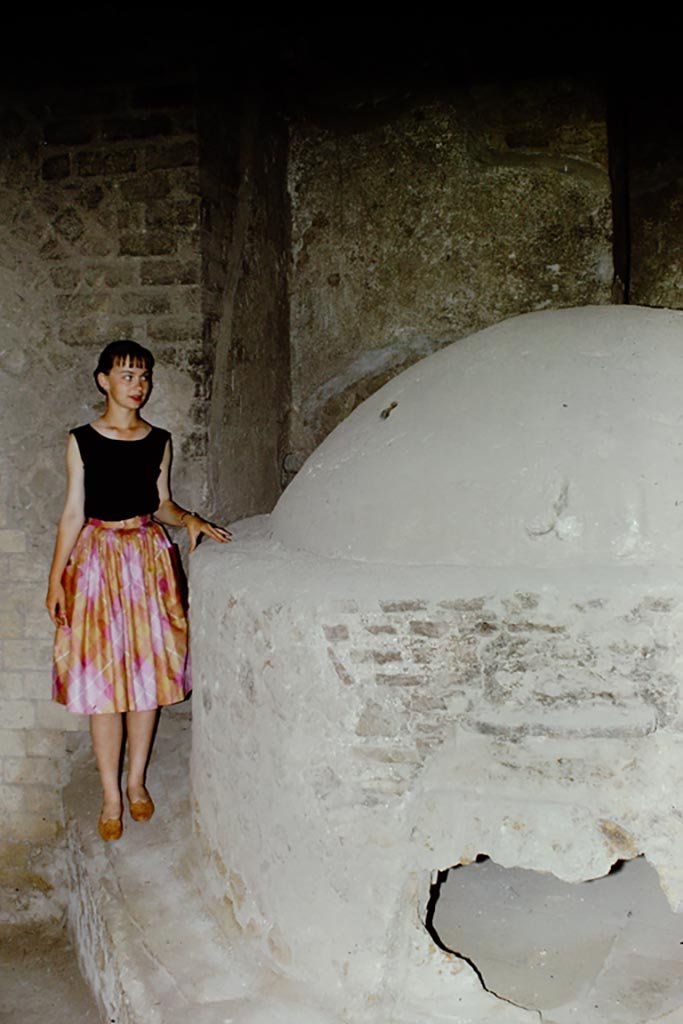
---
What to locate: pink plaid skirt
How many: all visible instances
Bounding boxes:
[52,516,190,715]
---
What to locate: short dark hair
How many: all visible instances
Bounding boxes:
[94,340,155,394]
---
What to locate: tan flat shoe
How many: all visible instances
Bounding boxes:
[128,792,155,822]
[98,814,123,841]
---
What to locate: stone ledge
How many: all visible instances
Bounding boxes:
[63,711,336,1024]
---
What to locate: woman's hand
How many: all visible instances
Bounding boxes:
[46,581,68,627]
[183,514,232,553]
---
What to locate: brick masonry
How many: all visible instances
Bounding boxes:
[37,83,202,359]
[324,591,671,806]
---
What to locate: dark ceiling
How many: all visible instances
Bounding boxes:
[2,11,669,91]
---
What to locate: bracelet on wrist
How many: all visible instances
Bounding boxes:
[180,510,197,525]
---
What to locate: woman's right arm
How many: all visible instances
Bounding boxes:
[46,434,86,627]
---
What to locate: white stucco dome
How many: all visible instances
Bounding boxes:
[272,306,683,567]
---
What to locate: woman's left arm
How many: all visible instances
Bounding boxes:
[154,440,232,552]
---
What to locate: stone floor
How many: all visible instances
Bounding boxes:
[0,921,102,1024]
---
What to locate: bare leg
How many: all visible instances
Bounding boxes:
[90,713,123,821]
[125,708,159,802]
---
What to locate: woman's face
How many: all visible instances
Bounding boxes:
[98,358,152,410]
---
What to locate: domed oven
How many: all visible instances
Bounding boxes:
[190,307,683,1023]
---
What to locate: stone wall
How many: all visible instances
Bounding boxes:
[287,79,613,464]
[0,77,205,920]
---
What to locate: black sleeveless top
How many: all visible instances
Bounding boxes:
[71,424,170,521]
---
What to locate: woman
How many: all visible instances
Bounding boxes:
[46,340,230,840]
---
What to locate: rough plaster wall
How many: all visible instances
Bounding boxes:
[0,81,204,920]
[288,80,613,462]
[201,94,290,523]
